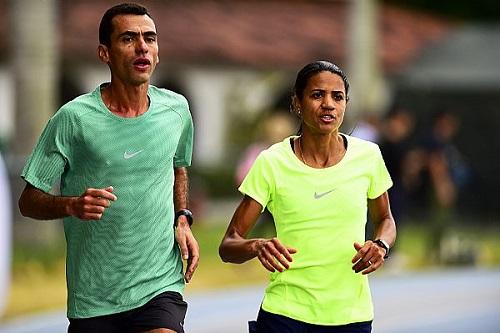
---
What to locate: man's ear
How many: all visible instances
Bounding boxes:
[97,44,110,63]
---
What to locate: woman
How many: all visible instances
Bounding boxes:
[219,60,396,333]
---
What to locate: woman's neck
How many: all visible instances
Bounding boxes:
[296,132,346,168]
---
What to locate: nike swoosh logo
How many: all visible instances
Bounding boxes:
[123,150,144,159]
[314,189,336,199]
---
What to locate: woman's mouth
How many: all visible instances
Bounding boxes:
[320,114,336,122]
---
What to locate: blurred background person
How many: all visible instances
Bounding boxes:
[235,112,296,186]
[379,105,416,223]
[350,112,381,143]
[423,110,471,263]
[234,111,295,237]
[0,151,12,317]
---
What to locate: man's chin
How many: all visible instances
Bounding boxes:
[131,75,151,86]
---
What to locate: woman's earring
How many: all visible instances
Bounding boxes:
[290,103,302,117]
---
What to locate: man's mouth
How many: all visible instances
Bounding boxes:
[133,58,151,69]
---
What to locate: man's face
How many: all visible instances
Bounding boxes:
[104,14,159,86]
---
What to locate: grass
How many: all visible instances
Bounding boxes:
[3,221,500,321]
[5,259,67,319]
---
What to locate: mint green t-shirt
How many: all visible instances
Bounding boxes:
[21,84,193,318]
[239,135,392,325]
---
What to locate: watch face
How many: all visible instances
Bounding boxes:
[175,209,193,226]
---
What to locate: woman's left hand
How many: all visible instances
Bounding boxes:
[351,241,385,275]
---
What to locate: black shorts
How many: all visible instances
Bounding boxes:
[68,291,187,333]
[250,308,372,333]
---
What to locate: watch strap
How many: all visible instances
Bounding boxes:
[175,209,193,227]
[374,239,390,259]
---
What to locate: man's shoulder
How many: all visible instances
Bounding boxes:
[50,91,98,124]
[148,85,189,108]
[58,90,98,115]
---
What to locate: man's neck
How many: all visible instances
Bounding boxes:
[101,82,150,118]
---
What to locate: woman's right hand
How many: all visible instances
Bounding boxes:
[255,237,297,272]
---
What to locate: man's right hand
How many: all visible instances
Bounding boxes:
[68,186,117,220]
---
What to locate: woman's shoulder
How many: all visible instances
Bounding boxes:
[263,136,296,156]
[345,134,379,147]
[250,136,295,165]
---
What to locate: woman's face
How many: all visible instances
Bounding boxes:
[296,71,347,136]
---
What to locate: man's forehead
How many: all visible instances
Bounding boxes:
[111,14,157,33]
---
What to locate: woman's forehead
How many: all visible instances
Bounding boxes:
[306,71,345,91]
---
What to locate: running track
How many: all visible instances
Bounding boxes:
[1,268,499,333]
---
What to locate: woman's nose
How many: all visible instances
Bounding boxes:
[322,96,334,109]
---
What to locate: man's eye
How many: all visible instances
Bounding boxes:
[334,94,344,101]
[312,92,322,99]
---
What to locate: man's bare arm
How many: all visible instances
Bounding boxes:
[173,166,199,282]
[173,167,189,212]
[19,183,117,221]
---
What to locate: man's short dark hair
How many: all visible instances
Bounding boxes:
[99,3,152,47]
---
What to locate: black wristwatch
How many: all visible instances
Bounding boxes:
[374,239,390,259]
[174,209,193,227]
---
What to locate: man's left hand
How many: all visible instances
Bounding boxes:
[175,216,199,283]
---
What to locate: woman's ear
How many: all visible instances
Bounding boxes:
[291,95,302,118]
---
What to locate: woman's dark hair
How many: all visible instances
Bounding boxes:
[293,60,350,100]
[99,3,152,47]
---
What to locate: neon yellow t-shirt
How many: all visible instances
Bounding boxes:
[239,135,392,325]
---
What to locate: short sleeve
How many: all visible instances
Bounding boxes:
[21,110,74,193]
[367,145,393,199]
[238,151,274,212]
[174,98,194,168]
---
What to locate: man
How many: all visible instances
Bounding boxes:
[18,3,199,332]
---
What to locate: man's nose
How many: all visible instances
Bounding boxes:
[136,37,148,53]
